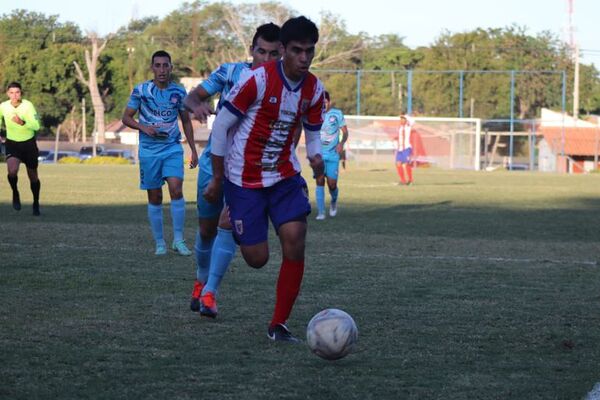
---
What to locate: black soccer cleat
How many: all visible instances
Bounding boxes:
[12,191,21,211]
[267,323,301,343]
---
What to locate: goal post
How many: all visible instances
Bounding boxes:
[343,116,482,170]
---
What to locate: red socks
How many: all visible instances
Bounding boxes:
[270,258,304,327]
[396,164,406,184]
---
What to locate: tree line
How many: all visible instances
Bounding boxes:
[1,1,599,137]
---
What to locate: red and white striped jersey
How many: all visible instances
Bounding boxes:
[397,120,413,151]
[222,60,325,188]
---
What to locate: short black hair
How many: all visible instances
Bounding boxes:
[324,91,330,101]
[7,82,22,91]
[280,16,319,47]
[252,23,281,48]
[151,50,171,64]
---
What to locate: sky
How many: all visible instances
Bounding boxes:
[13,0,600,65]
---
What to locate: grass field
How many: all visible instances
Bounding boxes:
[1,163,600,399]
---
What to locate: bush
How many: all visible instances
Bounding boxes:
[58,156,82,164]
[83,156,131,165]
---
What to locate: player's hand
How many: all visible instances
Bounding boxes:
[188,102,214,123]
[308,154,324,178]
[11,115,25,125]
[141,125,159,137]
[203,178,221,204]
[188,151,198,169]
[336,143,344,155]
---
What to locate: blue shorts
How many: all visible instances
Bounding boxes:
[139,150,184,190]
[223,174,311,246]
[323,158,340,180]
[196,169,224,218]
[396,148,412,164]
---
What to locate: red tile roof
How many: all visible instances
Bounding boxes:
[539,126,600,156]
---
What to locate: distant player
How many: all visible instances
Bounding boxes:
[0,82,42,215]
[122,50,198,255]
[205,16,325,342]
[395,114,414,185]
[183,23,282,318]
[315,91,348,220]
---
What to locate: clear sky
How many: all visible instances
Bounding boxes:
[12,0,600,65]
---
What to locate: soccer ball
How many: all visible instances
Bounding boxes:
[306,308,358,360]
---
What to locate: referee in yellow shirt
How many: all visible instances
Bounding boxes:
[0,82,42,215]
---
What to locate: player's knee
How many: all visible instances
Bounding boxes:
[241,248,269,269]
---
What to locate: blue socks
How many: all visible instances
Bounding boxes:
[147,203,165,245]
[203,228,236,295]
[170,198,186,243]
[330,187,339,204]
[194,230,214,283]
[316,185,325,215]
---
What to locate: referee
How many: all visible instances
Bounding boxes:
[0,82,42,215]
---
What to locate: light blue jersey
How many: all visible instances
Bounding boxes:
[198,62,252,174]
[320,108,346,161]
[127,80,186,157]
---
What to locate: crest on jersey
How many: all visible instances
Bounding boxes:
[269,96,278,104]
[170,93,181,104]
[234,219,244,235]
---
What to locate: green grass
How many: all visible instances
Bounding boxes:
[1,164,600,399]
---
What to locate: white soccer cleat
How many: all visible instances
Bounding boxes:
[329,202,337,217]
[315,213,326,221]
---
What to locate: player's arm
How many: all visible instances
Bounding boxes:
[183,85,214,123]
[304,126,324,177]
[337,125,348,154]
[179,109,198,168]
[122,107,158,137]
[204,106,241,203]
[18,103,41,131]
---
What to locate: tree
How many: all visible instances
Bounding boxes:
[74,33,110,145]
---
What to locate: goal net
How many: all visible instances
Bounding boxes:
[343,116,482,170]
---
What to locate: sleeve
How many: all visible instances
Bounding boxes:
[304,127,322,158]
[24,102,41,131]
[222,73,258,118]
[210,107,241,157]
[177,87,187,111]
[302,81,325,131]
[127,85,141,110]
[338,110,346,127]
[199,64,228,96]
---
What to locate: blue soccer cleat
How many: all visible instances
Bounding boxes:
[172,240,192,256]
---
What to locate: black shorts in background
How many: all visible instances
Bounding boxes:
[5,138,39,169]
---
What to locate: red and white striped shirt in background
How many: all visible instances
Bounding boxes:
[222,60,325,188]
[397,116,414,151]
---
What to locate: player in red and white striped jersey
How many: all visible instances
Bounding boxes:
[205,16,325,343]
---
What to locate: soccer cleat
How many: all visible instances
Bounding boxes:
[172,240,192,256]
[32,203,40,216]
[190,280,204,312]
[12,191,21,211]
[329,202,337,217]
[267,323,301,343]
[315,213,326,221]
[155,242,167,256]
[199,291,217,318]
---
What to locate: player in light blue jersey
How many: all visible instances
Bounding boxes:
[183,23,282,318]
[122,50,198,256]
[315,91,348,220]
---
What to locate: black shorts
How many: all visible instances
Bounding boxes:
[5,138,39,169]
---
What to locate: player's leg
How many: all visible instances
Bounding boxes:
[163,151,191,255]
[6,140,22,211]
[191,169,222,312]
[395,151,406,184]
[24,140,41,215]
[200,206,236,318]
[315,173,326,220]
[266,174,311,343]
[223,179,270,268]
[326,160,339,217]
[140,155,166,254]
[405,149,414,184]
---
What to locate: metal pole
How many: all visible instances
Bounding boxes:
[356,70,361,116]
[573,44,580,122]
[509,70,515,171]
[561,70,567,161]
[407,70,413,115]
[459,70,464,118]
